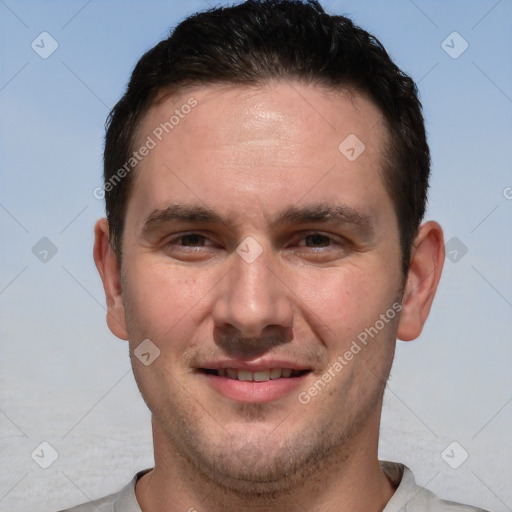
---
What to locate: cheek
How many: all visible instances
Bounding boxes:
[293,264,395,346]
[122,261,210,346]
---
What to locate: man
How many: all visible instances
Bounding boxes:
[61,1,488,510]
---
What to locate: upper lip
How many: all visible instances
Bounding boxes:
[198,359,311,372]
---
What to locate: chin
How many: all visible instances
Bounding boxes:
[192,448,314,497]
[162,411,355,497]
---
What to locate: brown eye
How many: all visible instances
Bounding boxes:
[163,232,219,262]
[302,234,332,248]
[178,234,208,246]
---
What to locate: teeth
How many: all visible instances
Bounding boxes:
[238,370,253,381]
[226,368,238,379]
[253,370,270,382]
[270,368,282,379]
[216,368,301,381]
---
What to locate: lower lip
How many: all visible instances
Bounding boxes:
[200,372,309,403]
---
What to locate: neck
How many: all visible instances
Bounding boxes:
[136,412,396,512]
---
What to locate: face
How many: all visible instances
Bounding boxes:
[99,82,420,492]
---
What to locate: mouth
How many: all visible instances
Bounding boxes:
[201,368,310,381]
[198,366,312,403]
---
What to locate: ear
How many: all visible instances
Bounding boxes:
[93,218,128,340]
[397,221,444,341]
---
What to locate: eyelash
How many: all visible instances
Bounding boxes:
[166,232,344,250]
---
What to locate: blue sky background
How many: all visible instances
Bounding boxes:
[1,1,511,511]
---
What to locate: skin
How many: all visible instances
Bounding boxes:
[94,82,444,511]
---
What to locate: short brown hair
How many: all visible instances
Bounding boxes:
[103,0,430,273]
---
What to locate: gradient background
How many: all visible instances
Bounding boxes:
[1,1,511,510]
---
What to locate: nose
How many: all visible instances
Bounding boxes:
[211,241,294,342]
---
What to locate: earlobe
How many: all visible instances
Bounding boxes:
[93,218,129,340]
[397,221,445,342]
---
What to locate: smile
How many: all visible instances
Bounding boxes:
[199,367,312,403]
[202,368,309,381]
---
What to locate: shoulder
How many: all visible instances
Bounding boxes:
[381,461,490,512]
[57,492,116,512]
[56,470,148,512]
[57,487,124,512]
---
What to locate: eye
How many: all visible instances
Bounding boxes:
[175,233,210,247]
[299,233,333,248]
[295,232,342,249]
[162,232,219,261]
[288,231,350,263]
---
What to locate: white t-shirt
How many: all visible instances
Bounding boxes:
[58,461,490,512]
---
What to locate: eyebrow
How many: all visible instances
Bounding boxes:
[142,204,224,236]
[141,203,374,239]
[269,203,373,234]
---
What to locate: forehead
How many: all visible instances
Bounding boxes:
[141,81,386,160]
[127,81,391,231]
